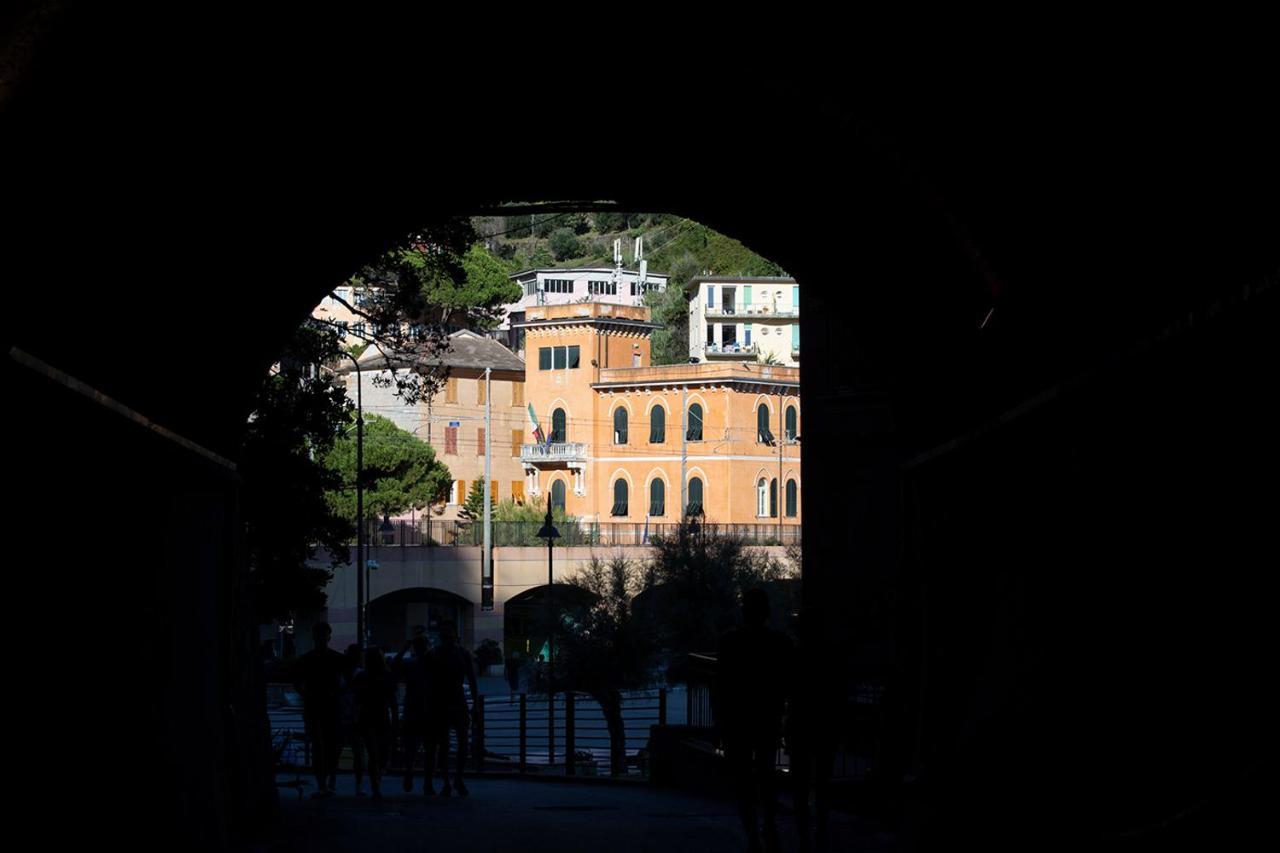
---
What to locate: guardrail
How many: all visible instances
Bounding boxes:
[269,686,668,781]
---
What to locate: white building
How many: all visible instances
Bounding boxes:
[687,276,800,366]
[495,267,669,354]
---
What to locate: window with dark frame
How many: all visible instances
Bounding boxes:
[687,403,704,441]
[649,406,665,443]
[649,479,665,516]
[611,480,628,516]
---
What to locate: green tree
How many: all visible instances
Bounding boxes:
[643,521,794,667]
[592,211,626,232]
[249,217,515,621]
[242,322,352,624]
[459,476,488,521]
[644,284,691,365]
[324,413,452,521]
[548,227,581,261]
[558,556,658,775]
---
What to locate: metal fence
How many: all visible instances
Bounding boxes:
[357,520,801,548]
[269,686,667,784]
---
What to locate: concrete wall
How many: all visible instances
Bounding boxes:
[312,543,794,653]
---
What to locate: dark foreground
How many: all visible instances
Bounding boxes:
[247,776,894,853]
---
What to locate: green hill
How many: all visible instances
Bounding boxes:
[471,211,787,364]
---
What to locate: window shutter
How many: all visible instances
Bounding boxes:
[445,426,458,455]
[491,480,499,503]
[477,428,485,456]
[511,429,522,457]
[512,381,523,407]
[477,379,486,405]
[457,480,466,505]
[445,378,458,403]
[512,481,525,505]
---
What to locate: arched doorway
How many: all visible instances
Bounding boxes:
[367,587,474,651]
[503,584,597,669]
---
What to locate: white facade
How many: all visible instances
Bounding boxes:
[687,277,800,366]
[498,267,667,334]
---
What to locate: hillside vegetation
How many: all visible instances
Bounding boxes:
[471,211,787,364]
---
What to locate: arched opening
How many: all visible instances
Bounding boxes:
[551,407,567,443]
[611,479,629,516]
[687,402,704,441]
[613,407,628,445]
[687,476,704,516]
[649,478,665,517]
[757,477,769,517]
[367,587,473,651]
[786,478,798,517]
[648,404,665,444]
[785,404,798,442]
[757,403,775,445]
[503,584,598,672]
[550,478,566,512]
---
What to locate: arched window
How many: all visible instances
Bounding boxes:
[687,477,704,516]
[551,479,566,512]
[687,403,704,441]
[613,407,628,445]
[757,478,768,517]
[785,479,798,517]
[757,404,775,445]
[649,478,665,517]
[770,478,778,518]
[649,406,666,444]
[551,408,566,443]
[785,405,798,442]
[611,479,629,516]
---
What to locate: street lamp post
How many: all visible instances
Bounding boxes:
[337,350,367,648]
[536,505,560,767]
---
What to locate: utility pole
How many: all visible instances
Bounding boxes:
[680,386,688,517]
[482,367,493,611]
[778,386,784,542]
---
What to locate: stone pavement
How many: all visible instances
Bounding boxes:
[249,775,895,853]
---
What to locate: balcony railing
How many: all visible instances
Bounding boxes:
[350,519,801,548]
[705,342,757,356]
[705,305,797,318]
[520,442,587,463]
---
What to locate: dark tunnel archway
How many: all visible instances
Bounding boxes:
[6,14,1278,849]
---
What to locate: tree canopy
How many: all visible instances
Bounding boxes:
[323,413,451,521]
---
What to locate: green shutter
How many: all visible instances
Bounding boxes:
[743,285,752,309]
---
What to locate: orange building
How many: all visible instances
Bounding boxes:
[516,303,800,529]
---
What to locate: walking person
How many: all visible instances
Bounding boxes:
[425,622,479,797]
[713,589,794,853]
[353,646,398,800]
[393,633,433,794]
[336,644,365,795]
[293,622,346,799]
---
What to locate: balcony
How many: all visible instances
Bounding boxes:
[521,442,588,464]
[705,342,757,357]
[705,305,797,318]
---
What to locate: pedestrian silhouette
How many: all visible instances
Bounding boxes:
[394,633,432,794]
[353,646,398,800]
[714,589,794,853]
[785,608,841,853]
[425,622,479,797]
[293,622,345,798]
[336,644,364,795]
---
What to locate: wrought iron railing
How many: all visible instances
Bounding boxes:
[353,520,802,548]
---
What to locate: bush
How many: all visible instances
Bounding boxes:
[475,638,503,669]
[548,228,581,261]
[593,211,626,233]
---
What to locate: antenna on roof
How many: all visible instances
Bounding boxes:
[634,236,647,304]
